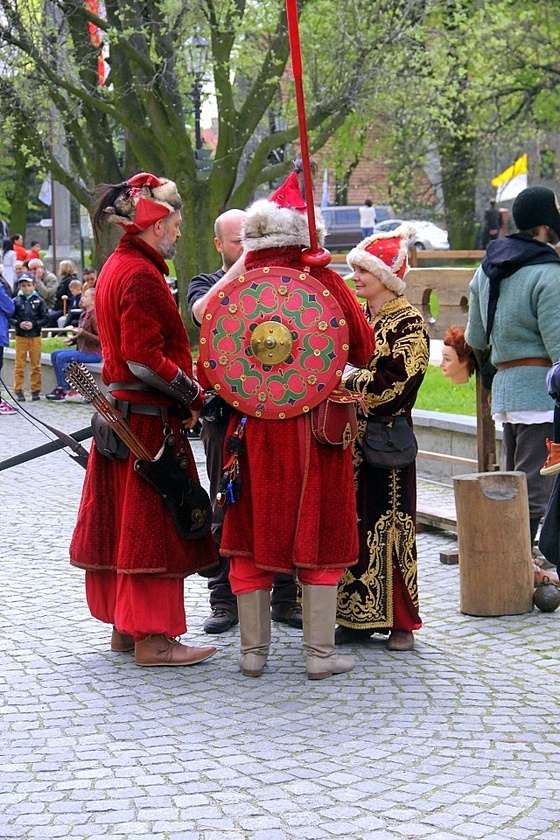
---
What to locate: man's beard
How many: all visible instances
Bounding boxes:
[158,228,177,260]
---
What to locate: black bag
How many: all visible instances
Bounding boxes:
[91,412,129,460]
[362,415,417,470]
[201,392,231,425]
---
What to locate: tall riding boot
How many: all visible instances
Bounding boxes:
[302,584,354,680]
[237,590,271,677]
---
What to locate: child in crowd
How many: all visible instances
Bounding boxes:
[10,273,49,401]
[60,278,83,328]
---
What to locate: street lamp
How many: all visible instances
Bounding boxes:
[185,35,208,152]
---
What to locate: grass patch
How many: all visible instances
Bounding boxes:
[41,337,68,353]
[10,337,68,352]
[415,364,476,416]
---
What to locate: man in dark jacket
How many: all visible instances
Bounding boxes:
[481,198,502,249]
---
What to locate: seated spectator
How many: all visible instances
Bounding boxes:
[27,241,41,260]
[14,261,26,286]
[47,260,79,327]
[28,259,58,310]
[46,287,102,402]
[82,266,97,291]
[59,279,82,328]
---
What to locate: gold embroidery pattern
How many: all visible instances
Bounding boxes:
[337,299,425,630]
[351,298,429,413]
[337,469,418,628]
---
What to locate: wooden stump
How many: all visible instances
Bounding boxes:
[453,471,534,616]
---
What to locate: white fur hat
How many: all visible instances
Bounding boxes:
[243,171,326,251]
[346,223,416,295]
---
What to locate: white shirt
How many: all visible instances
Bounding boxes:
[359,206,376,228]
[493,410,553,424]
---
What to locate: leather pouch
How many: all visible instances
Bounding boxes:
[91,412,129,460]
[311,389,359,449]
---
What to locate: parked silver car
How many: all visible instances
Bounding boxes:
[374,219,450,250]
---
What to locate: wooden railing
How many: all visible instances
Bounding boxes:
[408,248,485,267]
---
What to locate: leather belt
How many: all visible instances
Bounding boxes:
[107,395,182,417]
[495,358,552,371]
[108,381,157,393]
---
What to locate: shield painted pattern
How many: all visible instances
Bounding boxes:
[198,266,350,419]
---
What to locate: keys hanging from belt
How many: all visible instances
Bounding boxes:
[217,416,246,506]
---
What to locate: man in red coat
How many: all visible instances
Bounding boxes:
[70,172,217,667]
[198,168,375,679]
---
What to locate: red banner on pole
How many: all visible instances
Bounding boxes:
[85,0,105,85]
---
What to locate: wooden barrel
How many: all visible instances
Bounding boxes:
[453,471,534,616]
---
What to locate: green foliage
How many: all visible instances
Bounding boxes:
[1,0,560,285]
[415,363,476,416]
[334,0,560,242]
[0,0,403,301]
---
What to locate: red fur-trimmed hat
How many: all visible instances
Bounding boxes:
[103,172,182,233]
[243,170,325,252]
[346,223,416,294]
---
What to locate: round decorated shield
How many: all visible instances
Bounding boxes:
[198,266,350,419]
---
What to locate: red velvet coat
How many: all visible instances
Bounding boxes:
[219,246,375,573]
[70,234,217,577]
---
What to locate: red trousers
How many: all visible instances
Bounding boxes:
[229,556,344,594]
[85,571,186,642]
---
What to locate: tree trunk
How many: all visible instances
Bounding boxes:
[9,144,30,237]
[440,136,477,250]
[175,184,221,351]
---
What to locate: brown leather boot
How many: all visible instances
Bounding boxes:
[541,439,560,475]
[134,635,217,667]
[302,585,354,680]
[111,627,135,652]
[237,590,271,677]
[386,630,414,651]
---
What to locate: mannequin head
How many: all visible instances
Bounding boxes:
[441,326,475,385]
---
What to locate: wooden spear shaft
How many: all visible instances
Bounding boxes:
[285,0,331,268]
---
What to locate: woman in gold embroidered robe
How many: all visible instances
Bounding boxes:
[336,224,429,651]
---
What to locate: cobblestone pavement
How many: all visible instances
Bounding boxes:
[1,400,560,840]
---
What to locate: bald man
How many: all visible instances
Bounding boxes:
[188,209,302,635]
